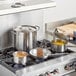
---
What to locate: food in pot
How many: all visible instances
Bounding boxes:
[16,51,27,58]
[37,48,43,58]
[52,39,66,45]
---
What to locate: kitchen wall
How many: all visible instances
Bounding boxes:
[18,0,76,40]
[0,14,20,48]
[43,0,76,23]
[0,0,76,49]
[18,10,44,40]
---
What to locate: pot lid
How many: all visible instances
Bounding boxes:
[14,25,37,32]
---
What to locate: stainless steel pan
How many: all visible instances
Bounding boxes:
[30,48,51,59]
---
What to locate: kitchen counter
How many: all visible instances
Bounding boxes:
[0,0,56,16]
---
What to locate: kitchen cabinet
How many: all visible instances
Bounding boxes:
[0,0,56,16]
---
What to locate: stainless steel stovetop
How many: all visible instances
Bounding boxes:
[0,39,76,76]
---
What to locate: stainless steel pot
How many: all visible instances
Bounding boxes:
[30,47,51,59]
[12,25,40,51]
[13,51,28,65]
[51,39,67,53]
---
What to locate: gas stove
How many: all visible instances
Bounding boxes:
[0,39,76,76]
[0,47,73,72]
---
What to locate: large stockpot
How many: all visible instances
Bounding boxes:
[51,39,67,53]
[13,25,40,51]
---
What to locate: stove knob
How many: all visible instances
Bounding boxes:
[53,69,59,74]
[64,65,71,71]
[50,69,59,74]
[45,72,52,76]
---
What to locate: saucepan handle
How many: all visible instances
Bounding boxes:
[35,25,40,31]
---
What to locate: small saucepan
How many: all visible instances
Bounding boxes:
[29,47,51,59]
[13,51,28,65]
[51,39,67,53]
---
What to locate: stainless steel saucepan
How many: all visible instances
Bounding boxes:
[51,39,76,53]
[13,51,28,65]
[51,39,67,53]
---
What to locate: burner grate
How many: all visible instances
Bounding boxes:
[0,47,17,60]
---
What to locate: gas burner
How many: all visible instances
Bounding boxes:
[2,47,17,55]
[35,58,44,63]
[36,39,51,48]
[64,49,74,53]
[0,47,18,60]
[28,55,45,63]
[0,55,12,59]
[12,64,25,69]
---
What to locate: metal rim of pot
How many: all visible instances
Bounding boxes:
[21,25,40,31]
[13,25,40,32]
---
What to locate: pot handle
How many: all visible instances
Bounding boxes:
[54,28,69,41]
[35,25,40,31]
